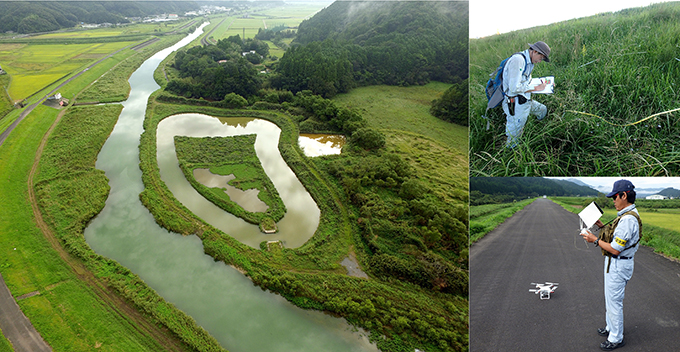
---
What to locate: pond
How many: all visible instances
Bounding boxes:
[157,114,320,249]
[84,23,378,352]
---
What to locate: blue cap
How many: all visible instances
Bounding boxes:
[606,179,635,198]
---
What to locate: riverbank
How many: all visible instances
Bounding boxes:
[0,26,213,352]
[140,97,468,352]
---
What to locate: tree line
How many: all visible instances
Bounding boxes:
[471,177,599,205]
[273,1,468,97]
[0,1,201,34]
[166,35,269,100]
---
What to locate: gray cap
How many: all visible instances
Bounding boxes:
[529,41,551,62]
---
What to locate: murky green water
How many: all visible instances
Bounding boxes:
[157,114,319,249]
[84,23,377,352]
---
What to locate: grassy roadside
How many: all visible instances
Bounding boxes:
[0,328,12,352]
[552,197,680,260]
[469,199,536,243]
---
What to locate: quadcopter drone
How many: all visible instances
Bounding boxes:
[529,282,559,300]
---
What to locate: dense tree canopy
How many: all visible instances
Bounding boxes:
[166,36,269,100]
[273,1,468,95]
[0,1,202,33]
[431,79,469,126]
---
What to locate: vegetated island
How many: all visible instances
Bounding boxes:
[174,134,286,233]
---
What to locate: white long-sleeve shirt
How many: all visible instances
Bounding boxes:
[502,49,534,99]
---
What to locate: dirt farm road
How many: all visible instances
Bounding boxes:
[470,198,680,351]
[0,40,191,350]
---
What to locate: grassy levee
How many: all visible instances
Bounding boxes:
[469,199,536,243]
[139,97,468,352]
[553,197,680,261]
[1,26,225,351]
[470,2,680,176]
[31,104,222,352]
[0,103,188,351]
[0,74,12,119]
[77,34,188,103]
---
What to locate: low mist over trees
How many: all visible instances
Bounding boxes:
[272,1,468,96]
[0,1,201,34]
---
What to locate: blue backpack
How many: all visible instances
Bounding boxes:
[482,52,528,129]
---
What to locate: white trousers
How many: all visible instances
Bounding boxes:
[604,257,634,344]
[502,98,547,148]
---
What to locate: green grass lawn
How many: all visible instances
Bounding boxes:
[333,82,467,154]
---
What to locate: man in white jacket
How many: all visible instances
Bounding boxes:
[502,41,551,148]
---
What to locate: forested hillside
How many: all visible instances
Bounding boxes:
[272,1,468,97]
[471,177,599,205]
[0,1,201,34]
[659,187,680,198]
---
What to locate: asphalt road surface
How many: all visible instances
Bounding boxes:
[0,274,51,351]
[470,198,680,351]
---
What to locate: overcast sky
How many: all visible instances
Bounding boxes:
[470,0,671,38]
[546,177,680,193]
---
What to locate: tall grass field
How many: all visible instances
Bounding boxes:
[470,2,680,176]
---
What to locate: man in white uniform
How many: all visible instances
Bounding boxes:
[502,41,551,148]
[581,179,641,351]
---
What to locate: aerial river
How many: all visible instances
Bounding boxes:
[84,23,377,352]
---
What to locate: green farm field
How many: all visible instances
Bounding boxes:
[0,41,136,102]
[602,209,680,233]
[31,21,193,39]
[208,2,325,41]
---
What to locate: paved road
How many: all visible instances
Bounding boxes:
[0,274,51,351]
[470,198,680,351]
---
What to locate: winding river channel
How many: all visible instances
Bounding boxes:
[84,23,377,352]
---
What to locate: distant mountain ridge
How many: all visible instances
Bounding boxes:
[658,187,680,198]
[471,177,598,197]
[0,1,204,34]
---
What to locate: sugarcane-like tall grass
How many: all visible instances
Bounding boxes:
[470,2,680,176]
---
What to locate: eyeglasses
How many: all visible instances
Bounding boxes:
[614,193,624,200]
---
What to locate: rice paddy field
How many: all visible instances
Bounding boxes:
[470,2,680,176]
[0,42,136,102]
[553,196,680,259]
[206,2,328,41]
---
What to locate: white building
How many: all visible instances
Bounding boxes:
[646,194,668,200]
